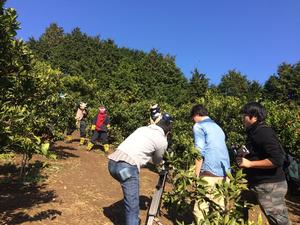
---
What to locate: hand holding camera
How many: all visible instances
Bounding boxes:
[232,145,250,166]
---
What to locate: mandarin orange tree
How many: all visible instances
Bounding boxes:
[0,2,74,177]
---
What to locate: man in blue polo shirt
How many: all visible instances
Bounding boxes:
[190,104,230,224]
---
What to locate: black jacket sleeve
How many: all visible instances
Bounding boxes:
[257,127,285,167]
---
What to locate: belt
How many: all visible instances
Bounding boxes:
[200,171,224,177]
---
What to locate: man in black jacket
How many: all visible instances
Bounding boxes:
[239,102,290,225]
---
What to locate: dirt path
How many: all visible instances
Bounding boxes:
[1,132,300,225]
[0,133,171,225]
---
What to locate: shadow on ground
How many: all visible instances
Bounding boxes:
[0,161,61,224]
[50,144,79,160]
[286,194,300,223]
[103,195,151,225]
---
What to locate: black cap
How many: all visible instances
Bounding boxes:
[157,113,173,134]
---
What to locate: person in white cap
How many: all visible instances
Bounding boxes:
[76,102,88,145]
[149,104,162,125]
[65,102,88,144]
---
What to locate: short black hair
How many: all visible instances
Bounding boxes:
[240,102,267,122]
[190,104,208,118]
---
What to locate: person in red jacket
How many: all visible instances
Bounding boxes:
[87,106,110,152]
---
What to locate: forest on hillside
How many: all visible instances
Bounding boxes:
[1,2,300,224]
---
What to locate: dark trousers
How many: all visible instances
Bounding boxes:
[242,181,290,225]
[91,130,108,144]
[66,120,86,137]
[79,120,87,137]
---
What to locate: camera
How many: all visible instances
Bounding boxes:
[231,144,250,166]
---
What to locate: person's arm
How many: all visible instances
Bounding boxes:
[193,124,206,176]
[105,116,110,126]
[193,125,206,156]
[152,151,164,165]
[195,158,203,177]
[152,138,168,165]
[75,108,81,120]
[240,127,285,169]
[239,158,275,169]
[90,115,97,130]
[152,145,166,165]
[261,128,285,167]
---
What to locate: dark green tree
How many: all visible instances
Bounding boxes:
[27,23,64,62]
[28,29,189,106]
[0,3,73,176]
[40,23,64,47]
[218,70,249,98]
[248,80,263,101]
[188,68,209,102]
[264,62,300,104]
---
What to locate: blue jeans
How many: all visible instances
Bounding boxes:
[108,160,140,225]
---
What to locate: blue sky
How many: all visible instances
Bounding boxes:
[6,0,300,85]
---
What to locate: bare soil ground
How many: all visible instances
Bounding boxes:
[1,132,300,225]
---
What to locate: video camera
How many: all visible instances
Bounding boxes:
[231,144,250,166]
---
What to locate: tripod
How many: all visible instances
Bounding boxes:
[145,165,168,225]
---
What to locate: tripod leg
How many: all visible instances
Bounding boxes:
[154,218,163,225]
[146,216,155,225]
[146,216,163,225]
[146,170,168,225]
